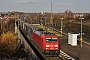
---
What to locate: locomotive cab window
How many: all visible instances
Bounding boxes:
[46,38,51,42]
[52,38,57,42]
[52,39,57,42]
[46,38,57,42]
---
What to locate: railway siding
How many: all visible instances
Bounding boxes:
[60,50,75,60]
[45,25,90,46]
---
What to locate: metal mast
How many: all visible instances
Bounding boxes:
[51,2,53,26]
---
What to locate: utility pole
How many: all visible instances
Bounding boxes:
[79,15,84,48]
[51,2,53,26]
[45,17,47,25]
[15,13,17,33]
[60,18,63,39]
[37,17,39,24]
[0,20,2,29]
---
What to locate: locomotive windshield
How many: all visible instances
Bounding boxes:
[46,38,57,42]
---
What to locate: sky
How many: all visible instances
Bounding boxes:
[0,0,90,13]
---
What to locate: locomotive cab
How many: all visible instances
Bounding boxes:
[43,35,60,55]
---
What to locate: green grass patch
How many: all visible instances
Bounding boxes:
[37,25,66,38]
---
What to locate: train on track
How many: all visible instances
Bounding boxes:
[18,20,60,55]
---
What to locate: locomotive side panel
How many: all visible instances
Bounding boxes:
[32,32,44,49]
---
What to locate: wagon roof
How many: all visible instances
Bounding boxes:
[27,24,42,30]
[26,24,55,36]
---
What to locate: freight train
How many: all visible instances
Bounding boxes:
[18,20,60,55]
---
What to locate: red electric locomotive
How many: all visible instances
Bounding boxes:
[32,27,60,55]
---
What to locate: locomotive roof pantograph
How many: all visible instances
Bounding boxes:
[34,30,55,36]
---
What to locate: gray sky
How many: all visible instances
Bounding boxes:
[0,0,90,13]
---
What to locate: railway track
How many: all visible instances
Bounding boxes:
[45,50,75,60]
[46,56,60,60]
[47,26,90,46]
[60,50,75,60]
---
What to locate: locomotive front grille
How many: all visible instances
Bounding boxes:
[45,50,60,55]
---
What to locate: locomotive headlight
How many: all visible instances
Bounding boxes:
[46,48,49,49]
[55,48,58,49]
[46,45,50,47]
[55,45,58,47]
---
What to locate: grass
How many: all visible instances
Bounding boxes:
[37,25,66,39]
